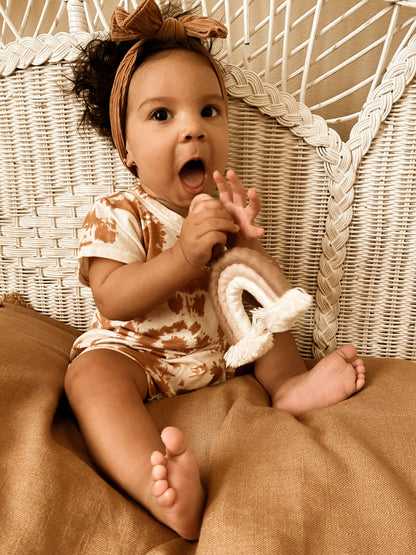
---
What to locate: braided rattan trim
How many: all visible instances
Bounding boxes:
[348,34,416,167]
[225,65,356,357]
[0,32,94,76]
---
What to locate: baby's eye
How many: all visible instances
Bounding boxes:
[201,105,219,118]
[151,109,171,121]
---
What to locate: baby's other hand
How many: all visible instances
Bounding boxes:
[178,197,239,271]
[214,169,265,241]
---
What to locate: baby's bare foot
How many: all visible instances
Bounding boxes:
[273,344,365,417]
[150,426,204,540]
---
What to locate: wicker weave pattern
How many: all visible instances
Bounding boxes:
[226,93,331,356]
[337,43,416,360]
[0,33,346,357]
[1,28,416,359]
[0,47,135,330]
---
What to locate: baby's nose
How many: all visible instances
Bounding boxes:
[184,131,205,140]
[182,117,206,141]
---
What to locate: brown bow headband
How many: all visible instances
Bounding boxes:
[109,0,228,176]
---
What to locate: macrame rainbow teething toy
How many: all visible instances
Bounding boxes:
[189,194,312,368]
[209,248,312,367]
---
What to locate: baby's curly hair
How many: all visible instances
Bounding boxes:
[70,4,216,144]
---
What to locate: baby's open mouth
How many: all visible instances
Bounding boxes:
[179,159,206,189]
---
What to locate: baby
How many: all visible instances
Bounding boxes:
[65,0,365,541]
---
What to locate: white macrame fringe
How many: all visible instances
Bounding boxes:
[224,288,312,367]
[252,288,312,333]
[224,320,274,368]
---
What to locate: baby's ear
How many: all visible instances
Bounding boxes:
[124,149,135,169]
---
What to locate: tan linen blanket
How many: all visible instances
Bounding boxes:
[1,301,416,554]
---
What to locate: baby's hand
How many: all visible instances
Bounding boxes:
[214,169,264,241]
[178,197,239,271]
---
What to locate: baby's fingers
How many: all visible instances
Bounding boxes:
[198,215,239,236]
[214,169,248,212]
[213,170,233,204]
[246,187,262,220]
[225,169,247,206]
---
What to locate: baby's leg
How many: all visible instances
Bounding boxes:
[254,332,365,417]
[65,349,204,540]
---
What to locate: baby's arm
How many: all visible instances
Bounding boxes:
[214,169,264,245]
[88,199,238,321]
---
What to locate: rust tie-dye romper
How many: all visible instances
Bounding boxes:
[70,185,230,400]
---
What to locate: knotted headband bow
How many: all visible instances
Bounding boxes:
[110,0,227,42]
[109,0,228,176]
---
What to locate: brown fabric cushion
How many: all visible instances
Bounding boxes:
[1,302,416,554]
[199,361,416,553]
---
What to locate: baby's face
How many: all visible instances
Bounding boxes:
[125,49,229,216]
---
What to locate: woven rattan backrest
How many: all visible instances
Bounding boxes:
[0,55,135,330]
[338,55,416,360]
[339,88,416,359]
[0,33,347,357]
[226,90,330,357]
[2,27,416,360]
[223,65,356,357]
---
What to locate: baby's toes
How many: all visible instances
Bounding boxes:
[353,358,366,391]
[150,450,166,466]
[353,357,365,370]
[151,451,169,497]
[356,371,366,389]
[354,358,365,374]
[152,477,168,497]
[152,462,167,482]
[156,486,177,508]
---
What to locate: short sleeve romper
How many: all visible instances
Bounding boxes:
[70,185,229,400]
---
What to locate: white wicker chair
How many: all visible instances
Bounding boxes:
[2,3,416,553]
[1,0,416,360]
